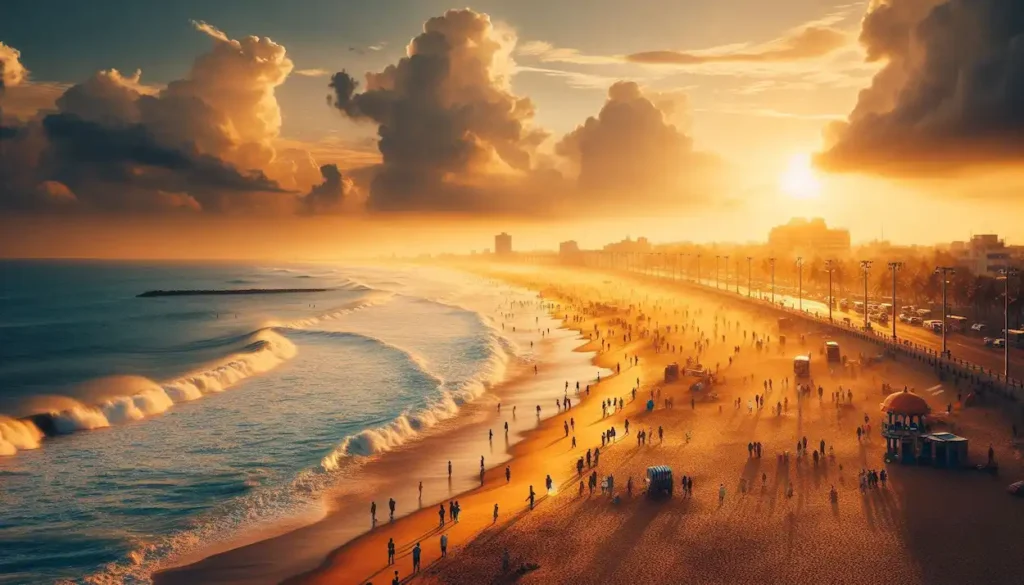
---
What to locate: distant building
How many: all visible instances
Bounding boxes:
[495,233,512,256]
[602,236,652,254]
[768,218,850,258]
[950,234,1010,276]
[559,240,583,265]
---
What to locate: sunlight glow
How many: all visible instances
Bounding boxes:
[780,153,821,200]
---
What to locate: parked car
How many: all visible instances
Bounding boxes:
[910,317,923,325]
[899,314,913,324]
[985,337,1005,348]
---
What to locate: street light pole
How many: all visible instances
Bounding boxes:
[998,268,1018,381]
[860,260,873,329]
[796,257,804,311]
[935,266,956,358]
[724,255,730,292]
[746,256,752,298]
[735,257,740,294]
[824,259,834,323]
[888,262,903,341]
[769,257,776,304]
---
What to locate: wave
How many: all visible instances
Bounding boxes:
[319,321,511,471]
[21,329,297,443]
[1,292,396,458]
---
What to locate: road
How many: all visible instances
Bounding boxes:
[640,266,1024,382]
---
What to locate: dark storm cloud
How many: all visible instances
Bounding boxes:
[817,0,1024,174]
[0,24,335,214]
[328,9,550,212]
[556,81,720,204]
[300,163,353,214]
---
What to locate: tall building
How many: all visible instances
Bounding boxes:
[768,218,850,258]
[494,233,512,256]
[950,234,1010,276]
[559,240,583,264]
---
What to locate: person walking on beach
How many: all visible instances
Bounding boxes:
[527,485,536,509]
[388,498,396,521]
[438,503,446,527]
[493,503,499,523]
[719,483,726,505]
[412,542,421,573]
[387,537,395,565]
[440,533,448,557]
[505,465,511,483]
[391,570,400,585]
[545,474,553,493]
[370,501,377,526]
[448,460,452,478]
[418,481,423,501]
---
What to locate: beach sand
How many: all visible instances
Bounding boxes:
[166,263,1024,585]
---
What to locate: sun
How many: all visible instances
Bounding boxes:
[780,153,821,200]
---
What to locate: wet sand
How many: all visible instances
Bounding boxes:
[276,263,1024,585]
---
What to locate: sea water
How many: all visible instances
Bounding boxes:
[0,261,568,584]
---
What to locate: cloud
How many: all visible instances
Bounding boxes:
[627,25,849,65]
[513,65,622,89]
[300,163,354,214]
[516,41,622,65]
[816,0,1024,175]
[295,68,331,77]
[555,81,721,206]
[0,41,28,92]
[0,23,329,214]
[327,9,551,212]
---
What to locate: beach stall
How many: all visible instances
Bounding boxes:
[664,363,680,383]
[919,432,969,468]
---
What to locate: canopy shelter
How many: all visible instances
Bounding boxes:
[880,389,932,464]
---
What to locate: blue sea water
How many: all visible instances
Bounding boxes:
[0,261,534,584]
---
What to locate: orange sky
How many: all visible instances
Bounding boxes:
[2,0,1023,258]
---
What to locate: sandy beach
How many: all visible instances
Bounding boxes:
[247,262,1024,585]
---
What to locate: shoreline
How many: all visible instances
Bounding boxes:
[152,278,605,585]
[266,268,635,585]
[158,263,1024,585]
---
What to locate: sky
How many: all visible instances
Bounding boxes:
[1,0,1023,258]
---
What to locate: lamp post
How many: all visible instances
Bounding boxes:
[796,257,804,311]
[768,257,776,304]
[935,266,956,358]
[735,257,740,294]
[888,261,903,341]
[860,260,873,329]
[746,256,753,298]
[824,259,834,323]
[723,255,730,292]
[715,255,721,289]
[998,268,1018,381]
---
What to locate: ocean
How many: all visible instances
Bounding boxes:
[0,260,594,584]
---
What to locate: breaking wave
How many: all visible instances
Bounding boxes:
[1,295,391,458]
[320,327,511,471]
[20,329,297,443]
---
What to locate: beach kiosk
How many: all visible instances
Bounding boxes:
[880,389,932,464]
[919,432,969,468]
